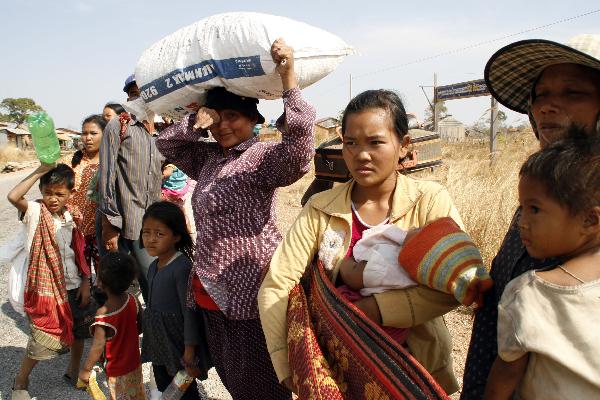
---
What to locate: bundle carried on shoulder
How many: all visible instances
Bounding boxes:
[399,217,493,307]
[134,12,354,119]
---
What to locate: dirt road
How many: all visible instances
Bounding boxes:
[0,168,230,400]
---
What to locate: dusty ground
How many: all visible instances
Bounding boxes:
[0,166,473,399]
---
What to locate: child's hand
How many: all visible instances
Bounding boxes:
[183,346,201,378]
[77,280,91,309]
[193,107,220,131]
[185,365,202,379]
[38,162,57,172]
[78,369,91,384]
[71,208,83,227]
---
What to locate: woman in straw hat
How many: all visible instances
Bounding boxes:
[462,34,600,399]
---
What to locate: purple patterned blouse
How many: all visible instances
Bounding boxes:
[156,88,315,320]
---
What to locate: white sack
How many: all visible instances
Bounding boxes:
[134,12,354,119]
[1,223,28,315]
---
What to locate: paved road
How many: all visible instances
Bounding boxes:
[0,168,231,400]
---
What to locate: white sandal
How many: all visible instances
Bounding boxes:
[11,388,31,400]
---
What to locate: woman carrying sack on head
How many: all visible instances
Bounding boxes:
[155,38,315,399]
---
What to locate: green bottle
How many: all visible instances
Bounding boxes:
[27,112,61,164]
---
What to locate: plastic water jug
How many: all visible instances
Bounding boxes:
[27,112,61,164]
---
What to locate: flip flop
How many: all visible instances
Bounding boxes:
[11,389,31,400]
[12,378,31,400]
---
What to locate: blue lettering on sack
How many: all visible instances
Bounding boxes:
[139,55,265,103]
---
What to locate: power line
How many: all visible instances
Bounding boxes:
[314,8,599,95]
[354,8,599,79]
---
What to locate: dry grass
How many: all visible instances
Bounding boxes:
[0,145,31,164]
[427,132,538,266]
[274,132,539,397]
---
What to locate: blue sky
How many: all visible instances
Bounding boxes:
[1,0,598,130]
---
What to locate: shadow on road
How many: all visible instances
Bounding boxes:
[1,301,28,335]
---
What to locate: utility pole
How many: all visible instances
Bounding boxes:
[490,97,498,160]
[349,73,352,101]
[433,73,439,133]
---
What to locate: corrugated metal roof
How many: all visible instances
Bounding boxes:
[2,127,31,136]
[439,116,463,126]
[315,117,339,129]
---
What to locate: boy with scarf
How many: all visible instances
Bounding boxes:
[7,163,92,400]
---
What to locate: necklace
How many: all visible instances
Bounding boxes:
[557,265,585,283]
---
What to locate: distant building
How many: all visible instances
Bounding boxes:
[56,128,81,149]
[314,117,340,144]
[257,126,281,142]
[0,123,32,150]
[438,116,465,142]
[0,123,81,150]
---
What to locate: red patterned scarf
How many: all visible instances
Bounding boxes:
[119,112,131,143]
[23,202,73,350]
[287,261,450,400]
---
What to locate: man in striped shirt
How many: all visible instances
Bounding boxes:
[97,75,163,300]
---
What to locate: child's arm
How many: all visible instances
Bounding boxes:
[338,257,366,291]
[175,263,203,377]
[79,323,108,383]
[7,163,55,213]
[484,354,528,400]
[183,345,201,378]
[76,278,91,309]
[136,297,143,334]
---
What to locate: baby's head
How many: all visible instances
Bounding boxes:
[97,253,138,296]
[39,163,75,214]
[518,127,600,259]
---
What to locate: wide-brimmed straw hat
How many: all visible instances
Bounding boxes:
[484,34,600,114]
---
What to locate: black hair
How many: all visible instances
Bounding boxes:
[205,87,265,124]
[104,103,125,115]
[520,125,600,216]
[341,89,409,140]
[141,201,194,261]
[72,114,107,167]
[98,253,138,295]
[39,163,75,190]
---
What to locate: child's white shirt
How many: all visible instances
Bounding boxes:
[20,201,81,290]
[498,270,600,398]
[352,224,417,296]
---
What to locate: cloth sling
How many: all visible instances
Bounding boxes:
[287,260,449,400]
[23,202,74,350]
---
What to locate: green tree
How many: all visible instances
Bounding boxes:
[0,98,44,125]
[423,101,448,125]
[495,110,507,124]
